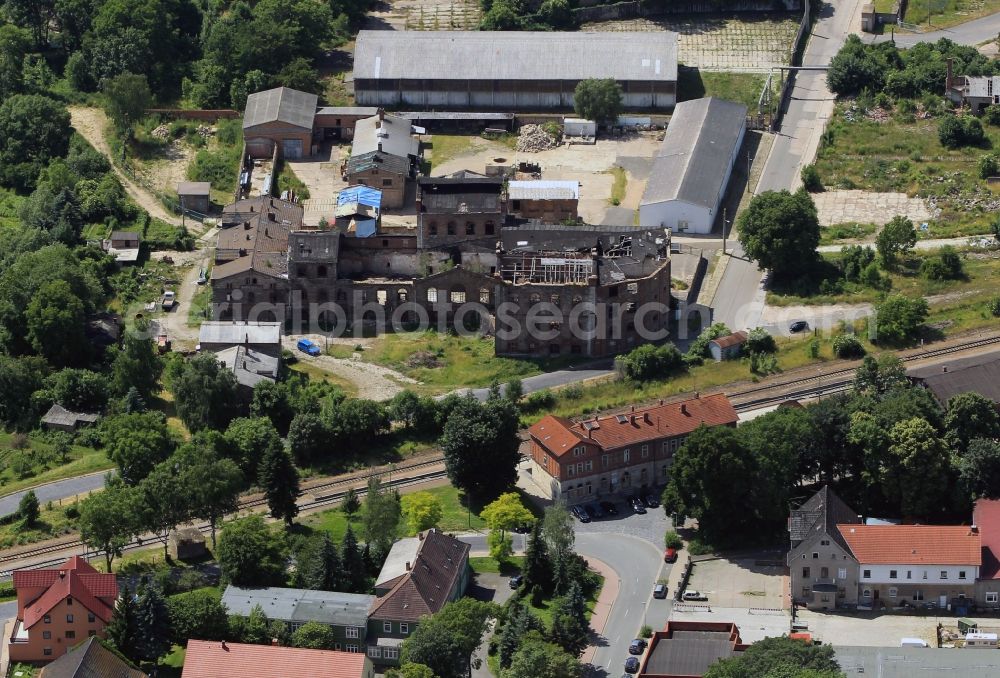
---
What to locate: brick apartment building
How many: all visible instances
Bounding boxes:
[8,557,118,664]
[526,393,738,503]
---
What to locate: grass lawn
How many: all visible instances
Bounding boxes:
[286,359,359,397]
[814,102,999,238]
[425,134,477,172]
[469,555,525,575]
[819,221,879,245]
[679,67,767,111]
[0,503,80,550]
[158,644,186,677]
[334,331,581,393]
[0,433,112,499]
[607,166,627,205]
[902,0,1000,28]
[277,161,311,200]
[186,283,213,327]
[873,0,895,12]
[0,187,24,230]
[8,663,38,677]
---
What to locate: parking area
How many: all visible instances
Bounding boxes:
[685,555,787,609]
[573,496,672,548]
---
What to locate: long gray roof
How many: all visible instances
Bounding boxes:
[221,586,375,627]
[354,31,678,82]
[244,87,318,131]
[835,645,1000,677]
[907,349,1000,404]
[641,97,748,210]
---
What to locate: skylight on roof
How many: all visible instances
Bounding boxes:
[615,414,628,424]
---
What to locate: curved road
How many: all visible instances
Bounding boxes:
[0,471,110,519]
[867,12,1000,47]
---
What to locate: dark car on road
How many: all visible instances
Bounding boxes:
[599,501,618,515]
[509,575,523,589]
[587,503,605,519]
[789,320,809,333]
[628,639,647,655]
[512,523,532,534]
[653,583,668,599]
[642,494,659,508]
[571,505,591,523]
[630,497,647,514]
[624,657,640,673]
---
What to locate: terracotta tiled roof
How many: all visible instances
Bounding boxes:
[974,499,1000,579]
[837,524,982,566]
[15,557,117,629]
[709,331,747,350]
[40,636,147,678]
[369,529,470,623]
[529,393,738,456]
[181,640,367,678]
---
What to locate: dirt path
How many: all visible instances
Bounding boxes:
[68,107,183,227]
[281,336,418,401]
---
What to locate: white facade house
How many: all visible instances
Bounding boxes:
[639,97,747,235]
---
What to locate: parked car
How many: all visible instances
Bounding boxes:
[599,501,618,515]
[789,320,809,333]
[642,494,659,508]
[509,575,523,589]
[584,504,596,519]
[630,497,647,514]
[628,639,647,655]
[664,548,677,563]
[653,583,667,599]
[512,523,532,534]
[571,505,591,523]
[196,268,207,285]
[624,657,640,673]
[161,290,176,311]
[588,503,605,519]
[297,338,321,356]
[682,590,707,601]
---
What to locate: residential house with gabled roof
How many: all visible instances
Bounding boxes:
[39,636,146,678]
[8,556,118,664]
[366,529,471,667]
[181,639,374,678]
[343,111,420,209]
[526,392,738,504]
[789,487,983,612]
[974,499,1000,609]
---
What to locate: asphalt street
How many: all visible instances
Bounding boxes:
[867,12,1000,47]
[0,471,110,519]
[457,360,616,401]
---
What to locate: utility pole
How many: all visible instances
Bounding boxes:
[746,152,754,194]
[722,207,728,256]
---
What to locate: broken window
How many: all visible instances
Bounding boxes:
[427,288,438,303]
[450,291,466,303]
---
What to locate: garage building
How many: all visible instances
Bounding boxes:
[243,87,318,159]
[639,97,747,235]
[353,30,678,111]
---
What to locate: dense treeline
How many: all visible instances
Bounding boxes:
[662,353,1000,548]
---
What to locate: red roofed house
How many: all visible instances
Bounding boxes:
[974,498,1000,609]
[367,529,471,667]
[789,487,982,612]
[182,639,374,678]
[526,392,738,504]
[8,556,119,664]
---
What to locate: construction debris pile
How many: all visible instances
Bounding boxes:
[152,124,171,139]
[516,124,559,153]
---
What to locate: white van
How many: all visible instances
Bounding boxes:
[900,638,929,648]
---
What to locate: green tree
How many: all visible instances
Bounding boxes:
[441,394,520,503]
[945,392,1000,452]
[18,489,39,528]
[0,24,30,98]
[387,664,437,678]
[341,525,367,593]
[886,417,952,516]
[704,635,841,678]
[875,216,917,268]
[178,447,244,548]
[225,416,284,481]
[0,94,71,190]
[0,355,46,431]
[852,353,908,396]
[136,460,191,559]
[251,380,294,435]
[872,295,928,345]
[102,72,151,137]
[342,486,360,516]
[101,411,174,485]
[481,492,535,539]
[287,412,327,466]
[79,481,136,571]
[800,164,823,192]
[497,600,544,669]
[737,190,820,281]
[171,353,240,432]
[134,580,171,663]
[402,491,444,533]
[503,632,581,678]
[217,515,287,587]
[401,598,494,678]
[259,445,300,526]
[26,279,87,366]
[661,426,755,546]
[549,581,589,657]
[542,503,576,594]
[488,529,513,562]
[664,530,683,549]
[522,521,551,593]
[958,438,1000,500]
[363,474,401,559]
[167,588,230,646]
[109,324,161,400]
[920,245,964,280]
[618,343,683,380]
[45,369,109,413]
[106,584,141,662]
[291,621,337,649]
[294,534,342,592]
[573,78,623,124]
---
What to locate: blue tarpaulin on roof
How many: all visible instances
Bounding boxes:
[354,219,377,238]
[337,186,382,209]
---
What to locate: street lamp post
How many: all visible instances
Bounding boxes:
[746,152,755,194]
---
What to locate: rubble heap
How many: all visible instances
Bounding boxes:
[516,124,559,153]
[152,124,171,139]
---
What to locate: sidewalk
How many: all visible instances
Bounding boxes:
[581,557,619,665]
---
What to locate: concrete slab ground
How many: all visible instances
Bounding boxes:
[813,189,934,227]
[796,609,961,647]
[669,606,790,644]
[289,143,349,226]
[686,556,787,610]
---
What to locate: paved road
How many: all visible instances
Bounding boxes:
[868,12,1000,47]
[0,472,110,519]
[456,360,616,401]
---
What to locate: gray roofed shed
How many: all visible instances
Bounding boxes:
[353,30,678,82]
[642,97,748,209]
[243,87,318,131]
[221,586,375,628]
[176,181,211,196]
[41,404,100,431]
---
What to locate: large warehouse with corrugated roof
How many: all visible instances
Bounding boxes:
[352,30,678,110]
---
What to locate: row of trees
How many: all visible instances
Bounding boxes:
[662,353,1000,547]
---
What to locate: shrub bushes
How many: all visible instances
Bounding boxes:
[920,246,964,280]
[801,164,823,192]
[939,115,985,149]
[617,343,683,381]
[832,333,866,359]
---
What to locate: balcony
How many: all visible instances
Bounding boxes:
[9,619,28,643]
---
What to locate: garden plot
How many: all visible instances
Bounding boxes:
[367,0,482,31]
